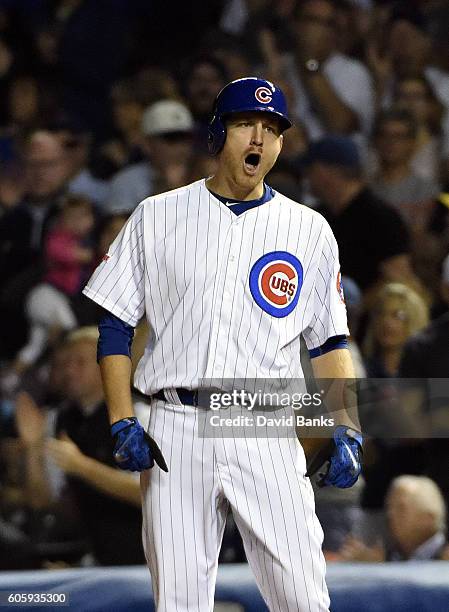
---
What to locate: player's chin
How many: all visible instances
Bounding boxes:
[240,169,260,183]
[238,173,262,192]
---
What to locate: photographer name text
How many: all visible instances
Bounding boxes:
[209,415,334,427]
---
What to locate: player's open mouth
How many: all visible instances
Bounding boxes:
[244,153,261,175]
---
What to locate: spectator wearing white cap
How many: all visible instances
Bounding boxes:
[105,99,194,214]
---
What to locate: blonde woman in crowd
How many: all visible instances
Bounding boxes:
[359,283,431,530]
[363,282,429,378]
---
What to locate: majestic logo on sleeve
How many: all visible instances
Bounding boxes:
[249,251,303,317]
[336,270,345,303]
[255,86,273,104]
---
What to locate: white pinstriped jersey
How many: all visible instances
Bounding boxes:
[83,178,348,395]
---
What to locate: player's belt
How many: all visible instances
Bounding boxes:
[137,388,289,411]
[148,388,199,407]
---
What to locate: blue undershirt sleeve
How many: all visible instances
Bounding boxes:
[97,313,135,362]
[309,335,348,359]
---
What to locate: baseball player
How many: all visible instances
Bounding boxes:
[83,77,363,611]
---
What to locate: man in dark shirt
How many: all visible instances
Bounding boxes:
[47,327,145,565]
[303,135,415,291]
[399,309,449,512]
[54,398,144,566]
[0,130,72,358]
[18,327,145,566]
[400,313,449,379]
[0,130,71,287]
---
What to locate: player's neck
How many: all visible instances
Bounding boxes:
[206,175,264,202]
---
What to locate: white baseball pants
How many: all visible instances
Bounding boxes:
[140,400,330,612]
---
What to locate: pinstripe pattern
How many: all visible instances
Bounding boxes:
[83,179,348,394]
[142,400,227,611]
[141,400,330,611]
[83,178,347,611]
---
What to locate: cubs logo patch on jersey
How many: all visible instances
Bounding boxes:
[249,251,303,317]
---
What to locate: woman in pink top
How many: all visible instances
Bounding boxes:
[14,196,95,373]
[44,196,94,295]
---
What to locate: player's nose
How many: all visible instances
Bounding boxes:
[250,122,264,146]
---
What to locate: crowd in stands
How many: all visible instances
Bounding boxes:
[0,0,449,569]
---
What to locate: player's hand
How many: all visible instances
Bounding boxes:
[111,417,168,473]
[314,426,363,488]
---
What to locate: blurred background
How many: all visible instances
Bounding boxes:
[0,0,449,579]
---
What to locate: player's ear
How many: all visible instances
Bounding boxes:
[278,133,284,152]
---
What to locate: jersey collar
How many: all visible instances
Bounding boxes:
[207,183,275,216]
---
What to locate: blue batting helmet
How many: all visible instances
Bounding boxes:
[207,77,292,155]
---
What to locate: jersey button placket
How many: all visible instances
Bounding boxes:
[205,226,233,376]
[220,223,241,365]
[224,251,235,301]
[224,222,241,301]
[208,222,241,377]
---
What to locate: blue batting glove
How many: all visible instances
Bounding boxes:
[317,426,363,489]
[111,417,168,472]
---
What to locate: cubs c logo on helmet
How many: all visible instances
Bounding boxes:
[249,251,303,317]
[255,86,273,104]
